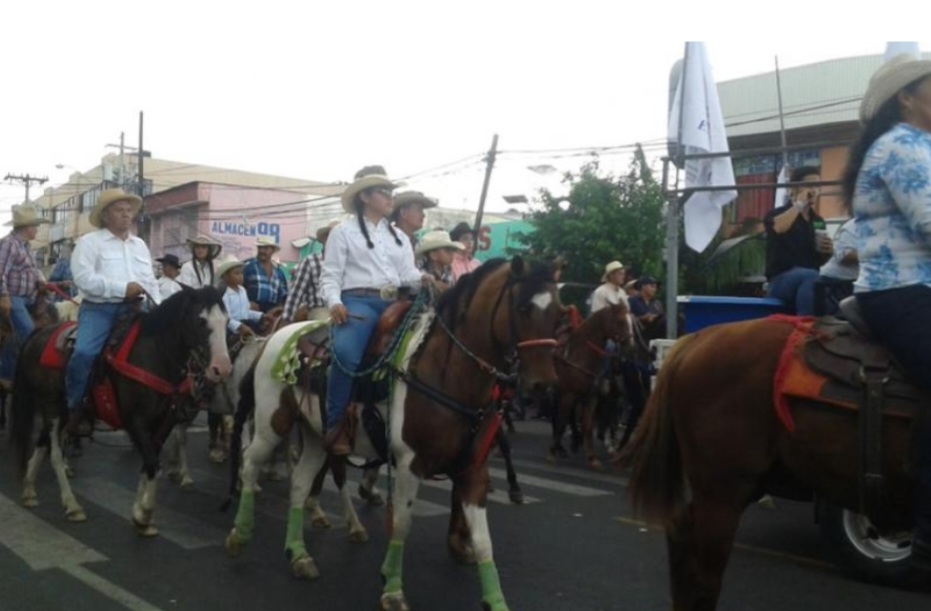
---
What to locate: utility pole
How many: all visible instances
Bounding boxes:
[472,133,499,239]
[119,131,125,187]
[4,173,48,203]
[137,111,150,242]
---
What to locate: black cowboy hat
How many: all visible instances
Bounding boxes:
[449,222,474,242]
[156,254,181,269]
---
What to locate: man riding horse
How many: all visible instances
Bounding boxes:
[65,188,160,437]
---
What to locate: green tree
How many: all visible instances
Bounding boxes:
[516,146,666,287]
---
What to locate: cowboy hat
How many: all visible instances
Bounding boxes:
[256,236,281,251]
[89,188,142,229]
[393,191,437,211]
[339,165,397,213]
[860,53,931,122]
[186,234,222,258]
[601,260,625,283]
[315,220,340,242]
[415,230,465,256]
[216,256,245,278]
[5,205,51,228]
[156,253,181,269]
[449,222,475,242]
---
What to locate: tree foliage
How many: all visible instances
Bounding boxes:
[516,146,666,287]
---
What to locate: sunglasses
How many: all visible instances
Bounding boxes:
[373,188,394,198]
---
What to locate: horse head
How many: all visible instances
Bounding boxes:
[605,302,635,349]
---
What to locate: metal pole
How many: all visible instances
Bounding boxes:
[774,56,789,167]
[665,42,690,340]
[137,111,148,242]
[119,131,125,187]
[472,134,499,238]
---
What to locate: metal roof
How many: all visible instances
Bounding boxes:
[718,53,931,137]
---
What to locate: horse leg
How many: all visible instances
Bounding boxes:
[0,387,7,430]
[130,433,162,538]
[496,429,523,504]
[359,466,385,506]
[304,457,331,529]
[225,431,280,556]
[379,449,421,611]
[49,422,85,521]
[447,483,476,564]
[580,398,603,471]
[21,443,47,508]
[167,425,194,487]
[458,465,510,611]
[208,411,225,463]
[331,456,368,542]
[546,393,569,463]
[284,425,326,580]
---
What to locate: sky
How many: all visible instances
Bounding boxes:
[1,0,927,226]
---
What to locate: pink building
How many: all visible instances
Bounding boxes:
[146,182,312,266]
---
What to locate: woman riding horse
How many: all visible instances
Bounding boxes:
[846,53,931,566]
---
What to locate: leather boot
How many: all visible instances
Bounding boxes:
[324,406,357,457]
[64,407,93,438]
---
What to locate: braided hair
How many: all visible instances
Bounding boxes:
[355,188,403,249]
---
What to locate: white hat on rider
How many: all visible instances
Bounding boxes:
[601,260,625,283]
[216,256,245,279]
[415,230,465,256]
[860,53,931,122]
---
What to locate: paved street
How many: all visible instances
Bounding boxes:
[0,417,929,611]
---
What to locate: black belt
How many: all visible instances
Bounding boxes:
[342,287,398,301]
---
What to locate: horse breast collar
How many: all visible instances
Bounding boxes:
[105,322,193,397]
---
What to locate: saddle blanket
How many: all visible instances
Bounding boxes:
[772,315,917,432]
[270,320,329,385]
[39,322,78,369]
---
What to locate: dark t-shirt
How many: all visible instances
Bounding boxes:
[764,204,824,279]
[629,295,663,317]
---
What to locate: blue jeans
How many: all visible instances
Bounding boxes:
[326,295,390,430]
[767,267,819,316]
[65,302,134,410]
[0,296,36,382]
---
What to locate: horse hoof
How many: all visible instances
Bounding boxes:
[167,471,182,484]
[757,495,777,510]
[348,528,369,543]
[65,465,75,478]
[311,516,332,530]
[545,452,556,465]
[134,523,158,538]
[588,459,604,472]
[180,475,195,488]
[208,449,226,464]
[66,507,87,522]
[449,545,477,565]
[225,530,245,557]
[481,601,510,611]
[21,495,38,509]
[379,592,410,611]
[508,489,525,504]
[291,555,320,580]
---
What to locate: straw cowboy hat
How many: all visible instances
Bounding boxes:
[601,260,625,283]
[393,191,437,211]
[860,53,931,122]
[315,220,340,242]
[5,205,51,228]
[186,234,222,258]
[415,230,465,256]
[216,256,245,278]
[255,236,281,251]
[340,165,397,213]
[90,188,142,229]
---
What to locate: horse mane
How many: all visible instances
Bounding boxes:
[436,258,508,328]
[140,286,223,336]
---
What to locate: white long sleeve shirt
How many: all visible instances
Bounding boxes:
[178,259,215,289]
[158,276,184,301]
[320,218,423,308]
[71,229,160,305]
[222,285,262,332]
[590,282,628,313]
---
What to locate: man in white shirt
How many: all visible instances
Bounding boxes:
[156,254,184,301]
[65,188,160,436]
[590,260,628,314]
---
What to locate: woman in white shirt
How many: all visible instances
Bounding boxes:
[320,166,430,456]
[179,234,222,289]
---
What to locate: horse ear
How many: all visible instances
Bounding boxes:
[510,255,525,276]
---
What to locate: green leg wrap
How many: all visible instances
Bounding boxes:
[233,491,256,542]
[478,560,508,610]
[284,507,308,559]
[380,539,405,594]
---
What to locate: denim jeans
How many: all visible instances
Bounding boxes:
[0,296,35,382]
[326,295,391,430]
[65,302,134,410]
[767,266,820,315]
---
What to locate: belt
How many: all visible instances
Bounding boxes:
[343,287,399,301]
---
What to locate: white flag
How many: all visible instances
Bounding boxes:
[774,164,788,209]
[884,42,921,62]
[668,42,737,252]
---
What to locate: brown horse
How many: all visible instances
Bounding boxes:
[545,303,635,469]
[623,317,921,611]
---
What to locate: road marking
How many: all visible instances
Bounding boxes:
[71,477,226,550]
[319,478,448,517]
[0,491,162,611]
[613,516,836,571]
[488,467,613,497]
[507,456,630,487]
[420,478,542,505]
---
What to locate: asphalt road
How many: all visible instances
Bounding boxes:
[0,417,929,611]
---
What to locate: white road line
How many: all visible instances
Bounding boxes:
[487,467,613,497]
[506,457,630,487]
[420,478,542,505]
[0,492,162,611]
[319,478,448,517]
[71,477,226,550]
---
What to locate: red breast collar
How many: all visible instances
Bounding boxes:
[105,322,192,396]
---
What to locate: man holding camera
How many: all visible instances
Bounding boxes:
[764,166,833,315]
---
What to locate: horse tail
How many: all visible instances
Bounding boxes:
[620,333,698,529]
[10,340,37,478]
[221,359,257,511]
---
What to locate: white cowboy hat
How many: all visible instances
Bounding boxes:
[601,260,625,283]
[315,220,341,242]
[256,236,281,251]
[5,205,51,228]
[860,53,931,122]
[393,191,438,211]
[89,188,142,229]
[339,165,397,213]
[216,256,245,278]
[186,233,222,258]
[415,230,465,256]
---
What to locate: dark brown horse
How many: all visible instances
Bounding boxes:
[545,303,635,469]
[10,287,232,531]
[623,317,921,611]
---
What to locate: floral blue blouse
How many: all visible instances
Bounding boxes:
[854,123,931,293]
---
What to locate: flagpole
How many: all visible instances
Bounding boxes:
[665,42,690,340]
